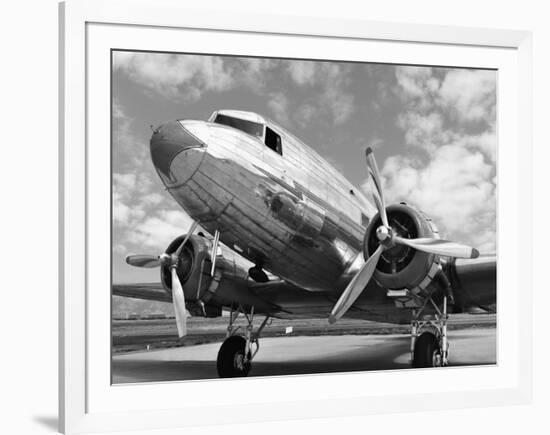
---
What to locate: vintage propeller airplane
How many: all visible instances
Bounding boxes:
[114,110,496,377]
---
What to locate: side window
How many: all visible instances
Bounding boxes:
[361,213,369,228]
[265,127,282,155]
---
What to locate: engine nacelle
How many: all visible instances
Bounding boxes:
[363,203,442,295]
[159,234,276,316]
[160,234,213,303]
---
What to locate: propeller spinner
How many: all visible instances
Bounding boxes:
[328,148,479,324]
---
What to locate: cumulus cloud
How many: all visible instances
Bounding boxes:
[326,87,354,125]
[397,112,450,153]
[438,69,496,123]
[286,62,355,126]
[113,191,144,226]
[369,66,497,252]
[141,192,164,206]
[113,52,282,103]
[395,66,496,128]
[395,66,440,111]
[112,98,150,172]
[129,210,196,250]
[317,64,355,125]
[295,103,316,126]
[287,61,317,85]
[267,92,290,125]
[113,51,356,127]
[113,51,235,101]
[453,130,497,164]
[113,173,136,191]
[238,58,279,91]
[113,170,194,252]
[112,173,151,226]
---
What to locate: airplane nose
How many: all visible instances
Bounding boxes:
[150,121,205,182]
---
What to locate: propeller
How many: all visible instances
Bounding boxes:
[170,264,187,337]
[328,245,384,325]
[125,254,161,268]
[393,236,478,259]
[125,221,199,337]
[329,148,479,324]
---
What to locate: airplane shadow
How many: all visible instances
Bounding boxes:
[112,330,496,383]
[249,336,412,377]
[113,336,413,383]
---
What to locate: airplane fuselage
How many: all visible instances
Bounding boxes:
[150,111,377,293]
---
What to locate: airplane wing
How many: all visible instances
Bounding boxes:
[111,276,355,319]
[450,253,497,311]
[111,279,309,314]
[112,251,497,321]
[112,283,172,303]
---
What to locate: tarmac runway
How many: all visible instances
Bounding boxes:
[112,327,496,383]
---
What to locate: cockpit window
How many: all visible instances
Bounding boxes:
[265,126,282,155]
[214,114,264,138]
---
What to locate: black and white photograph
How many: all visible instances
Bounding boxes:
[111,50,497,383]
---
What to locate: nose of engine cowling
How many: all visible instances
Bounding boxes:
[150,120,205,184]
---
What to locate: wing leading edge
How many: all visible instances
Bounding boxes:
[112,283,172,303]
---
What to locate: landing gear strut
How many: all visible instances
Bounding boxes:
[216,305,270,378]
[410,295,449,368]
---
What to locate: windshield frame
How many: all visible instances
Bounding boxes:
[213,113,265,139]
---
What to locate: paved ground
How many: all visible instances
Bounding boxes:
[112,327,496,383]
[112,313,496,353]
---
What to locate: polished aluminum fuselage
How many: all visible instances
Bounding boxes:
[160,118,376,293]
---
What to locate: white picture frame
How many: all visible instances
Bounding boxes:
[59,0,533,433]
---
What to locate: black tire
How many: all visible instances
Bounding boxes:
[216,336,251,378]
[412,332,441,368]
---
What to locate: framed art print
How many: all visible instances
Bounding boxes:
[59,0,532,433]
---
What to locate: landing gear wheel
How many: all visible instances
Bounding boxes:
[412,332,442,368]
[217,336,251,378]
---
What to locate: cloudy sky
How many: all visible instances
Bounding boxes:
[112,50,497,287]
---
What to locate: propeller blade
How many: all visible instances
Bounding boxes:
[171,267,188,337]
[371,191,384,218]
[366,148,389,228]
[210,229,220,277]
[174,220,200,257]
[125,255,161,268]
[329,244,385,324]
[394,236,480,259]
